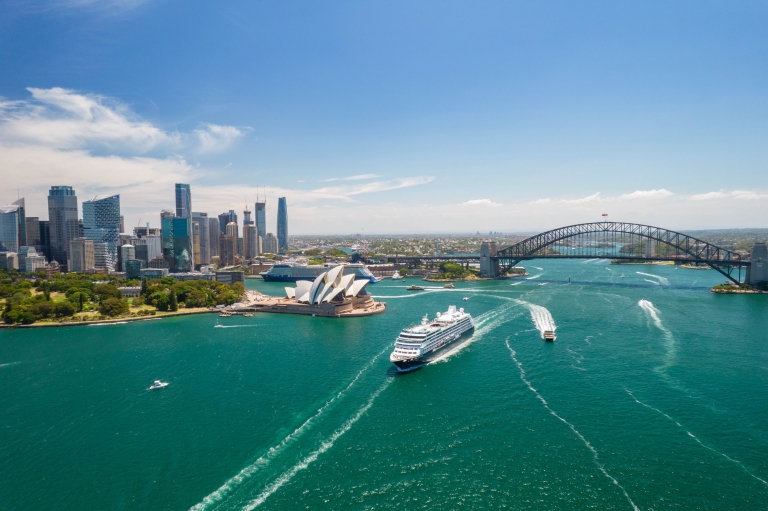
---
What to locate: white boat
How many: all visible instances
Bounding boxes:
[148,380,169,390]
[463,297,469,301]
[392,271,402,280]
[390,306,474,371]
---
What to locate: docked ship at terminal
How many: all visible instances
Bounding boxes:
[261,262,378,283]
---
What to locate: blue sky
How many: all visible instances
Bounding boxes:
[1,1,767,233]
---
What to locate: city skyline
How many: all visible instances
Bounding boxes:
[1,2,767,233]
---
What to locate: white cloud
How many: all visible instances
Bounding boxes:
[460,199,502,207]
[322,174,381,182]
[690,190,768,201]
[194,123,246,154]
[528,198,551,204]
[561,192,601,204]
[619,189,674,200]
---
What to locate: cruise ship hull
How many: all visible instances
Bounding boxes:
[392,325,475,371]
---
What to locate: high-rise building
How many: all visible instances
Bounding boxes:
[120,245,135,272]
[12,198,26,249]
[83,195,121,272]
[172,217,193,272]
[48,186,79,270]
[18,247,45,274]
[226,221,239,240]
[0,252,18,270]
[120,215,125,234]
[192,221,201,266]
[218,210,237,234]
[243,208,254,260]
[175,183,194,270]
[263,233,278,254]
[25,217,40,249]
[219,235,236,267]
[69,238,95,273]
[161,210,175,269]
[245,224,258,259]
[208,217,220,258]
[0,205,22,253]
[124,259,144,280]
[93,242,113,271]
[131,235,162,265]
[133,226,161,238]
[191,212,210,265]
[277,197,288,254]
[38,220,51,262]
[255,200,266,241]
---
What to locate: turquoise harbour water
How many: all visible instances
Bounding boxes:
[1,261,767,510]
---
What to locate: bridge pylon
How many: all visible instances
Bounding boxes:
[747,242,767,285]
[480,241,499,278]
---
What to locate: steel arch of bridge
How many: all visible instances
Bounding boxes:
[495,221,748,283]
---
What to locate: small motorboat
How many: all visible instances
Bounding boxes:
[463,297,469,301]
[149,380,169,390]
[443,283,455,289]
[543,330,556,342]
[406,285,425,291]
[243,313,255,317]
[392,271,402,280]
[620,274,625,278]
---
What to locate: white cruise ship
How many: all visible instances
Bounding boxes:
[261,262,377,283]
[390,305,474,371]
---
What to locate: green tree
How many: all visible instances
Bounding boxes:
[99,297,129,317]
[53,301,75,317]
[79,292,84,312]
[399,268,409,276]
[169,289,178,311]
[93,284,122,301]
[140,277,148,296]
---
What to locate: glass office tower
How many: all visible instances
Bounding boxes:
[277,197,288,254]
[172,217,192,271]
[191,212,210,265]
[161,210,175,269]
[82,195,121,271]
[175,184,194,270]
[255,201,266,241]
[0,206,21,252]
[47,186,79,269]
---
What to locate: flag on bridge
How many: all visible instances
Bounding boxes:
[602,213,608,217]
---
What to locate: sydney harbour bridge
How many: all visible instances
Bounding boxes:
[389,221,766,285]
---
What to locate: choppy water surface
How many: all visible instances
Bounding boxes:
[1,261,767,510]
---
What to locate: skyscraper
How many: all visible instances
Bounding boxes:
[172,217,193,272]
[277,197,288,254]
[12,198,25,249]
[48,186,79,269]
[0,205,22,252]
[218,210,237,234]
[243,207,254,260]
[25,217,40,249]
[82,195,121,271]
[192,212,210,265]
[208,217,220,258]
[255,200,266,241]
[69,238,94,273]
[175,184,194,269]
[160,210,175,269]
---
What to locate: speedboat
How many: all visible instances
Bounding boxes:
[406,285,425,291]
[149,380,169,390]
[543,330,556,342]
[392,271,402,280]
[443,283,455,289]
[463,297,469,301]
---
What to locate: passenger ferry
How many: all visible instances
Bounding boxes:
[260,262,378,283]
[390,306,474,371]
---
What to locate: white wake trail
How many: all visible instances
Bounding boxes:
[532,266,543,270]
[644,279,660,285]
[638,299,675,366]
[636,272,670,285]
[189,347,389,511]
[0,361,21,368]
[242,378,393,510]
[516,300,556,336]
[526,274,542,280]
[626,390,768,487]
[505,341,639,511]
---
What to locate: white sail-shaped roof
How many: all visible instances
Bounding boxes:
[325,265,343,286]
[323,286,346,303]
[296,291,311,303]
[296,280,313,293]
[285,287,295,298]
[308,273,326,304]
[314,281,335,304]
[348,279,369,297]
[338,274,355,293]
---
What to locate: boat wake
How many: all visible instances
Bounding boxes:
[241,378,393,510]
[0,361,21,368]
[638,299,675,366]
[626,390,768,487]
[510,281,523,286]
[427,303,523,366]
[505,340,639,511]
[516,300,556,336]
[637,272,670,285]
[644,279,660,285]
[214,325,258,329]
[532,266,543,271]
[526,274,542,280]
[189,347,389,511]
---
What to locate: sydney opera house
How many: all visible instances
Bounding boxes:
[242,265,385,317]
